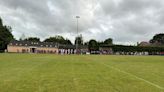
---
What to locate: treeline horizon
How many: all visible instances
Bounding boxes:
[17,35,113,45]
[1,17,164,52]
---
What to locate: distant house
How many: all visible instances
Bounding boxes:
[7,40,59,54]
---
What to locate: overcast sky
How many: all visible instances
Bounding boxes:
[0,0,164,45]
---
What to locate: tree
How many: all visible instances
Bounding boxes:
[24,37,40,42]
[0,18,2,26]
[88,39,99,51]
[150,33,164,45]
[44,35,64,43]
[84,42,89,45]
[75,35,83,45]
[97,41,104,46]
[65,39,72,45]
[104,38,113,45]
[0,17,14,52]
[44,35,72,45]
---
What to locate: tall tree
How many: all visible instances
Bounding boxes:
[84,42,89,45]
[88,39,99,51]
[24,37,40,42]
[150,33,164,45]
[0,18,2,26]
[97,41,104,46]
[65,39,72,45]
[0,17,14,52]
[75,35,83,45]
[104,38,113,45]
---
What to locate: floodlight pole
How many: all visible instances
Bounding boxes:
[76,16,80,54]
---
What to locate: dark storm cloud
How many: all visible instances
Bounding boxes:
[0,0,164,44]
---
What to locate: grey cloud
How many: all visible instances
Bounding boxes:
[0,0,164,44]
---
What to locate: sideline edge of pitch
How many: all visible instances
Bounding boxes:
[100,62,164,90]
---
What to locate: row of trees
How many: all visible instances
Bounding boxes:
[20,35,113,48]
[150,33,164,45]
[111,45,164,52]
[22,36,72,45]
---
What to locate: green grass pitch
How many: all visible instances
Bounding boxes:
[0,54,164,92]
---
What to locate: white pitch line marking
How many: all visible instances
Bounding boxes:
[101,63,164,90]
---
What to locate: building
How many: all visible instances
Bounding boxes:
[7,40,59,54]
[99,45,113,54]
[7,40,89,54]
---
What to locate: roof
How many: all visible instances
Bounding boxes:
[8,40,58,48]
[58,45,88,49]
[59,45,75,49]
[8,40,89,49]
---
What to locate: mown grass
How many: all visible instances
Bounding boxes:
[0,53,164,92]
